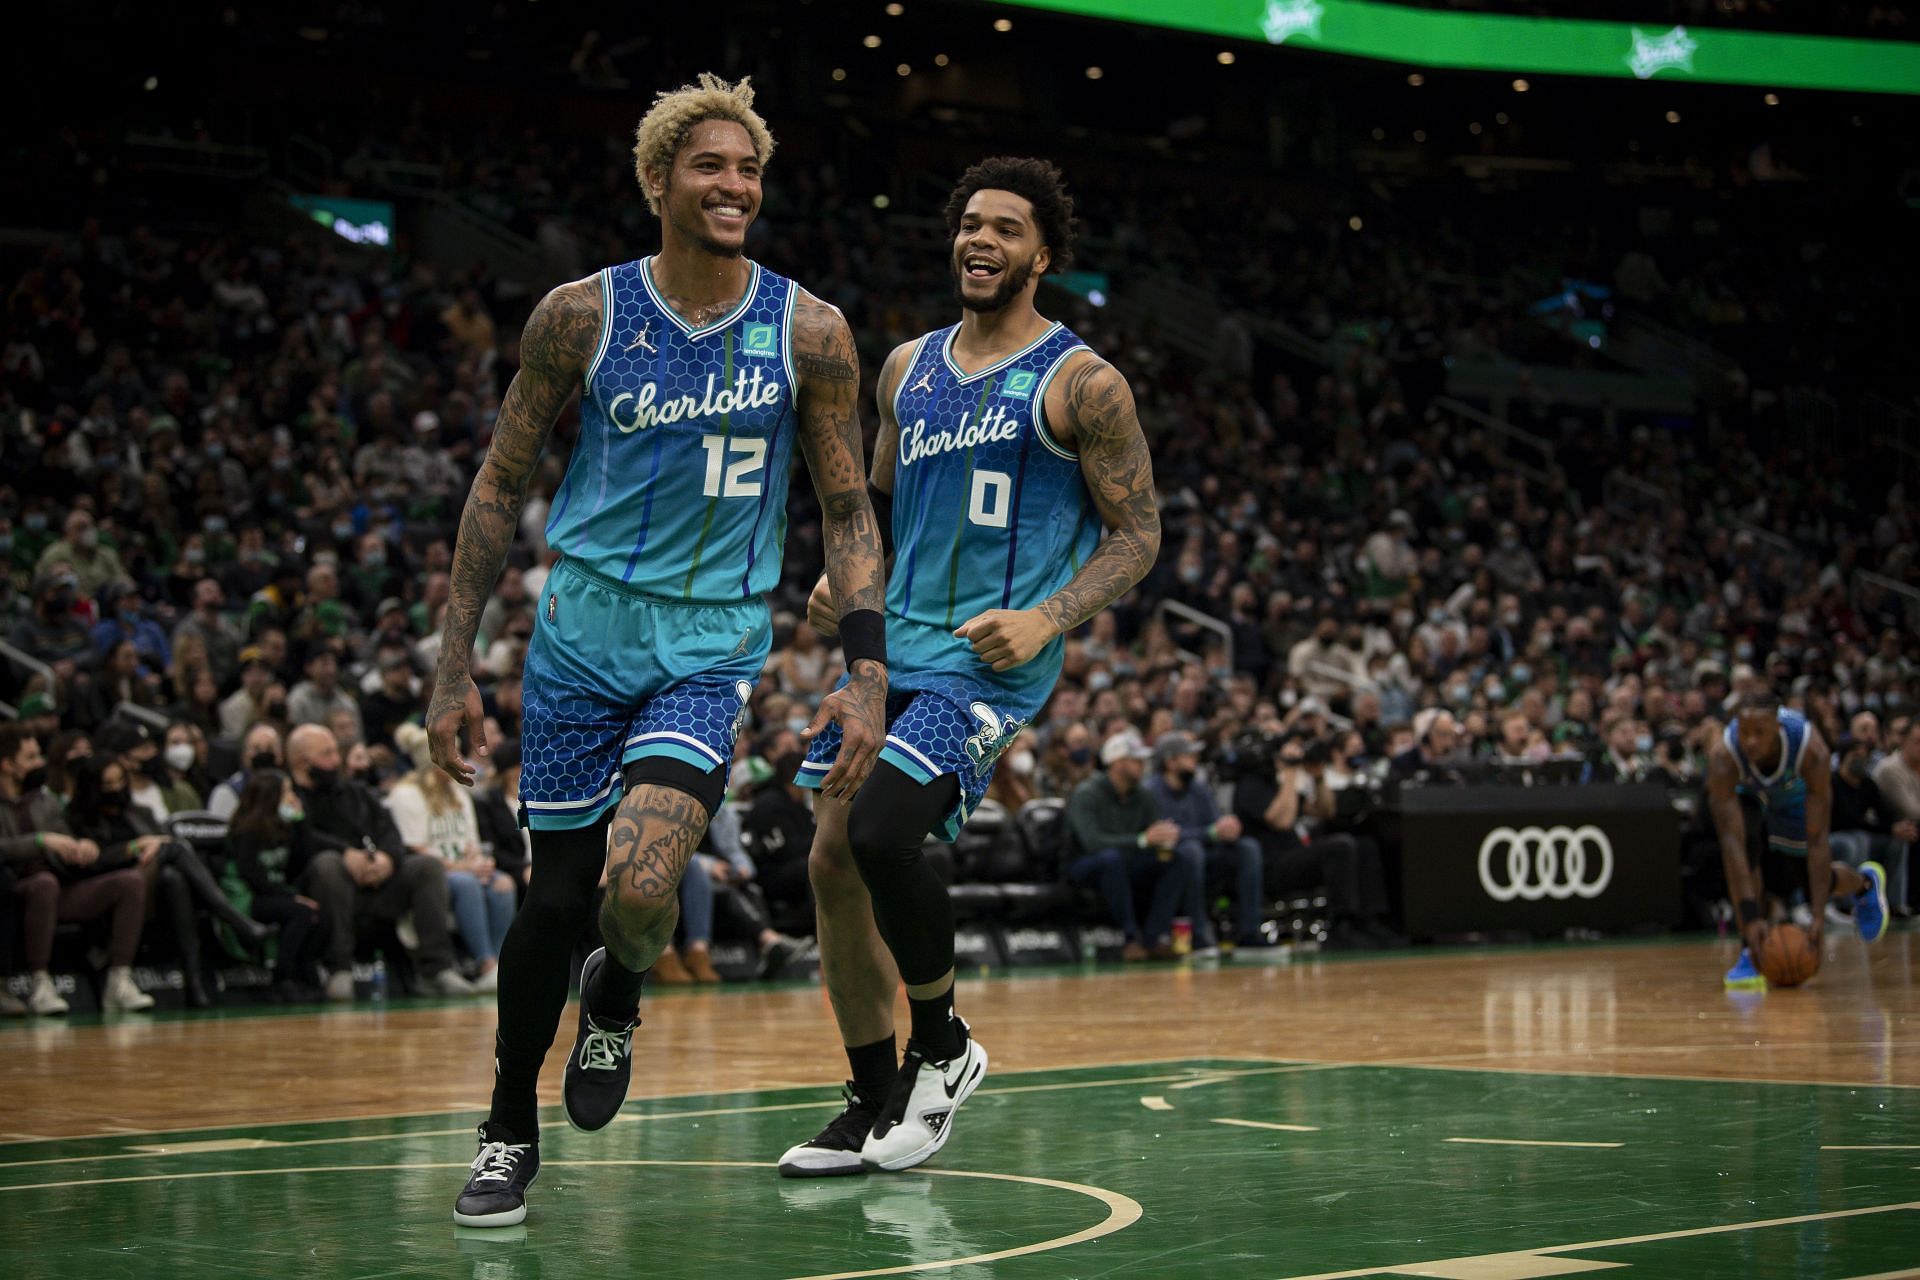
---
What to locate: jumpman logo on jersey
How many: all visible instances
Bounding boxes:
[909,367,936,394]
[625,323,656,355]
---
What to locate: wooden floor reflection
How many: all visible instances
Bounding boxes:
[5,932,1914,1140]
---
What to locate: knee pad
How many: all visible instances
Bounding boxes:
[845,764,959,871]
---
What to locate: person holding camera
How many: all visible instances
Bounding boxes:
[1234,733,1395,949]
[1146,732,1267,951]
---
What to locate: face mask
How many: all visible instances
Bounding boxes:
[332,522,355,541]
[1179,565,1203,585]
[24,513,47,532]
[1501,537,1519,551]
[1067,747,1092,766]
[21,766,47,791]
[77,528,99,550]
[204,515,228,534]
[1008,749,1035,776]
[1510,665,1532,686]
[1502,611,1522,628]
[307,767,340,791]
[787,716,810,735]
[165,743,195,772]
[1635,733,1653,754]
[250,750,278,771]
[1428,607,1447,624]
[365,549,386,569]
[1485,683,1506,703]
[1735,642,1754,661]
[184,547,206,565]
[271,456,292,472]
[278,802,305,823]
[0,535,12,554]
[98,788,129,813]
[1447,684,1471,706]
[1086,671,1113,693]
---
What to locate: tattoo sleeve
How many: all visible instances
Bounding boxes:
[793,293,886,621]
[1035,356,1163,634]
[433,279,601,695]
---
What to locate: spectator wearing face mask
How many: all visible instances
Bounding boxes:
[13,565,95,671]
[154,721,206,812]
[226,769,333,1001]
[92,581,170,674]
[35,510,129,599]
[1036,722,1095,800]
[210,721,286,819]
[1147,732,1268,950]
[0,725,151,1015]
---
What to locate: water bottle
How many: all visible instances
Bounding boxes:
[370,957,388,1004]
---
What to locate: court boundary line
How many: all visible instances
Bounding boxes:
[0,1157,1143,1279]
[1269,1198,1920,1280]
[0,1052,1292,1148]
[0,1062,1344,1172]
[1221,1051,1920,1093]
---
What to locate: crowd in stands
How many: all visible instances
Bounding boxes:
[5,32,1918,1010]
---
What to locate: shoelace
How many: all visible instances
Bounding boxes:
[578,1020,633,1072]
[469,1141,528,1186]
[820,1083,882,1146]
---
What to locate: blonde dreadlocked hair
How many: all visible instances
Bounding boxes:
[632,73,776,215]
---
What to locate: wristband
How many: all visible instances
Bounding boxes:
[1737,897,1759,927]
[840,608,887,668]
[1136,832,1148,849]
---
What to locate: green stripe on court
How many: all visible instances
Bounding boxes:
[3,1058,1917,1278]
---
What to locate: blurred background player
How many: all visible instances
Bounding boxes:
[778,157,1160,1177]
[431,74,888,1228]
[1709,691,1887,989]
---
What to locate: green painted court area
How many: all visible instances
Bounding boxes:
[3,1059,1917,1279]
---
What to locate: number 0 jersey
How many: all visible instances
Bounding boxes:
[545,257,801,601]
[886,321,1103,707]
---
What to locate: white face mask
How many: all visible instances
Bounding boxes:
[164,743,196,772]
[1008,749,1035,777]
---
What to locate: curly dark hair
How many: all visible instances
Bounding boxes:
[943,156,1076,273]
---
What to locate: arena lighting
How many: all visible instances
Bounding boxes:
[994,0,1920,95]
[863,34,881,47]
[1406,72,1423,86]
[935,52,950,65]
[1217,50,1235,64]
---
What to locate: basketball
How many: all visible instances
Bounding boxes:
[1757,924,1820,988]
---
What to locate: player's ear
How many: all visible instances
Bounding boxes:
[644,163,668,204]
[1033,244,1051,278]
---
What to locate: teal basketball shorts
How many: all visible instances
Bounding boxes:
[518,558,771,831]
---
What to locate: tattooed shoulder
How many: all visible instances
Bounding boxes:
[523,277,604,378]
[792,290,858,385]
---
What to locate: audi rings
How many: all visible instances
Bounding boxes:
[1477,825,1615,902]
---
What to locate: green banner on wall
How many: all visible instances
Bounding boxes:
[1000,0,1920,95]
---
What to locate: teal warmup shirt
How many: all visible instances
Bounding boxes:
[887,320,1102,709]
[546,257,800,601]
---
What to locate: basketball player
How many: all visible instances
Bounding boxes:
[429,76,888,1227]
[776,158,1161,1177]
[1709,690,1888,989]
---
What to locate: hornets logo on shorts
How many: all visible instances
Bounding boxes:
[963,702,1026,775]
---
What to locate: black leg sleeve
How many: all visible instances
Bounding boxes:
[845,763,961,987]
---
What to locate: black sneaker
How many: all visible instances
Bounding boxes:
[563,947,639,1133]
[776,1081,887,1177]
[757,933,811,980]
[452,1124,540,1227]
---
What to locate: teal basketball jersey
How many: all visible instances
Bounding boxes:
[887,320,1102,707]
[545,257,800,601]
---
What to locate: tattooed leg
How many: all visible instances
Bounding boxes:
[600,784,712,974]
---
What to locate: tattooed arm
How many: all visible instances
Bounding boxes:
[792,291,888,798]
[956,352,1161,673]
[427,277,601,784]
[807,339,909,637]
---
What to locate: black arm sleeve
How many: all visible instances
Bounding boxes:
[869,483,894,558]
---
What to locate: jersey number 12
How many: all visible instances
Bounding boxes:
[701,435,767,498]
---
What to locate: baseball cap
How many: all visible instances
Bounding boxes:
[18,692,54,717]
[1154,731,1201,761]
[1100,731,1153,766]
[376,597,407,619]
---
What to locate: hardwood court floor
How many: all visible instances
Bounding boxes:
[3,933,1918,1278]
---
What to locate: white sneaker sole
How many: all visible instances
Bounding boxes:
[777,1144,867,1178]
[863,1043,989,1173]
[452,1202,528,1228]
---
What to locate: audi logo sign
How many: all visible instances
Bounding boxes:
[1477,825,1615,902]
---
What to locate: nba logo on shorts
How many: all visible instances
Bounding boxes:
[1003,370,1038,401]
[742,323,778,357]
